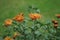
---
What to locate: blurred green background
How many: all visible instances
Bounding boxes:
[0,0,60,26]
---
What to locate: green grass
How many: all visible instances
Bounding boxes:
[0,0,60,25]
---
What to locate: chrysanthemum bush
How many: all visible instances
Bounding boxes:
[1,13,60,40]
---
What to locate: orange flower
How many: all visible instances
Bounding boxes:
[52,19,58,28]
[13,32,20,39]
[56,14,60,18]
[4,19,12,26]
[54,24,58,28]
[4,36,13,40]
[52,19,58,24]
[13,13,24,22]
[29,13,41,20]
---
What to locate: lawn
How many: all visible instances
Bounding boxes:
[0,0,60,22]
[0,0,60,40]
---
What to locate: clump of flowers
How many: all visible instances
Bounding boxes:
[1,12,60,40]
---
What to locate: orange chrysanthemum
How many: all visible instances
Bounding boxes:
[56,14,60,18]
[13,13,24,22]
[52,19,58,28]
[13,32,20,39]
[29,13,41,20]
[54,24,58,28]
[4,19,12,26]
[52,19,58,24]
[4,36,13,40]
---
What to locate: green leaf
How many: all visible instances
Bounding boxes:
[35,30,41,37]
